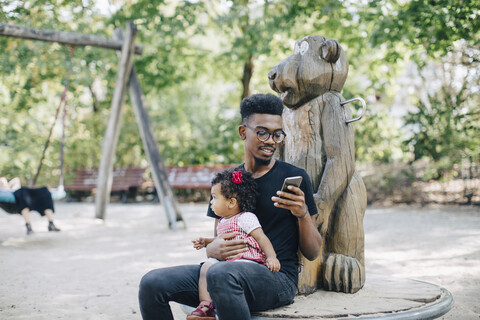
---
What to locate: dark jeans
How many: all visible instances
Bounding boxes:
[138,261,297,320]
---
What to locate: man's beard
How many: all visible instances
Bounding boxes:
[254,155,271,166]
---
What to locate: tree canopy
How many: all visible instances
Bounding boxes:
[1,0,478,186]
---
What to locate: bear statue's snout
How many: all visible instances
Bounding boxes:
[268,69,277,81]
[268,65,283,97]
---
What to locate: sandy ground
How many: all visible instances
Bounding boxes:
[0,202,479,320]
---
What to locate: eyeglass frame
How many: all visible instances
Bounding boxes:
[243,123,287,143]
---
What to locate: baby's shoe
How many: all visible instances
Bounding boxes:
[186,301,215,320]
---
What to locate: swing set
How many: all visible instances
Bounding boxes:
[0,45,73,214]
[31,45,75,191]
[0,22,184,231]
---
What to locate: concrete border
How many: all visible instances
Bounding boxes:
[180,280,453,320]
[252,284,453,320]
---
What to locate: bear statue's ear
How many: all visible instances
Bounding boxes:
[320,39,341,63]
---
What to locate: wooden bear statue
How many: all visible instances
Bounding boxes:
[269,35,367,294]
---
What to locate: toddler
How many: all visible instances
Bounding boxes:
[188,168,280,320]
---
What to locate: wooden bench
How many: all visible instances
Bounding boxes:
[65,165,236,202]
[139,165,235,202]
[65,167,146,202]
[166,165,236,189]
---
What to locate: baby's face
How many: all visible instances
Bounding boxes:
[210,184,230,218]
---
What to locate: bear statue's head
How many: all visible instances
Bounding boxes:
[268,35,349,109]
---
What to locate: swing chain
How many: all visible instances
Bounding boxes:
[31,45,75,187]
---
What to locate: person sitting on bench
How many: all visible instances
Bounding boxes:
[138,94,323,320]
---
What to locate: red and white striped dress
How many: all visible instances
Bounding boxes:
[216,211,266,264]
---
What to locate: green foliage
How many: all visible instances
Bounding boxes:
[2,0,478,189]
[359,0,480,180]
[404,76,480,180]
[204,0,362,97]
[110,1,210,92]
[145,78,244,166]
[354,107,405,163]
[0,0,116,185]
[365,0,480,64]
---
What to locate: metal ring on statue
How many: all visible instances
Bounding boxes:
[341,97,367,124]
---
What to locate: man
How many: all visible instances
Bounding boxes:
[139,93,322,320]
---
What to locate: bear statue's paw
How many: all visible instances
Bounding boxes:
[323,253,365,294]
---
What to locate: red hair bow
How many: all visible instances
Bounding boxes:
[232,171,243,184]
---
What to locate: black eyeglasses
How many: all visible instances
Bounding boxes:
[243,124,286,143]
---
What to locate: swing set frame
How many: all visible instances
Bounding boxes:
[0,22,184,231]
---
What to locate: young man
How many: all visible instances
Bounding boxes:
[138,93,322,320]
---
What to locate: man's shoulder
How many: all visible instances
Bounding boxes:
[275,160,307,175]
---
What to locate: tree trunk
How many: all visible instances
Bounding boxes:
[241,55,254,99]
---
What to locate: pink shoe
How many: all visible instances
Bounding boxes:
[186,301,216,320]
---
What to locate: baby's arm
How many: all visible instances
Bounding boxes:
[192,237,214,250]
[250,228,281,272]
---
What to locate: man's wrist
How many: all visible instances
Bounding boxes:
[297,209,308,219]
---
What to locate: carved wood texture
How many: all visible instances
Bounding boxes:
[269,36,367,294]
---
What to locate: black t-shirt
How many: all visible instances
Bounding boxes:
[207,160,318,284]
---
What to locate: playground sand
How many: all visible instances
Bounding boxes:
[0,202,479,319]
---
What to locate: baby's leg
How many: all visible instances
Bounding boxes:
[198,261,213,301]
[188,258,218,318]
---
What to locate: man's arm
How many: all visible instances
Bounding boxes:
[272,185,322,260]
[205,219,249,261]
[297,212,323,260]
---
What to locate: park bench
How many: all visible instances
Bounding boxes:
[166,164,236,189]
[165,165,236,202]
[65,167,146,202]
[65,165,235,202]
[140,165,236,202]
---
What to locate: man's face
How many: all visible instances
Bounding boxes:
[240,113,283,166]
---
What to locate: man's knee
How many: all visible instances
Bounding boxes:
[139,269,172,299]
[206,263,228,287]
[206,262,242,294]
[139,270,158,297]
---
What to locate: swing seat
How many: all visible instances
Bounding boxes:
[0,190,19,213]
[49,185,67,200]
[0,202,18,214]
[0,189,16,203]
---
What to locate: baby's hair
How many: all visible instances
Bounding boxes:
[240,93,283,123]
[211,168,258,213]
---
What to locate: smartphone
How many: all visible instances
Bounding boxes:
[280,176,303,194]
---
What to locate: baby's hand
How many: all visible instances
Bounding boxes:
[192,238,207,250]
[266,256,281,272]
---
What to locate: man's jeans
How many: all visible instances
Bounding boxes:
[138,261,297,320]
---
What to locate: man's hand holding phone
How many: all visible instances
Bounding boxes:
[272,176,309,218]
